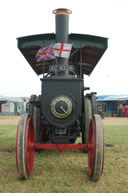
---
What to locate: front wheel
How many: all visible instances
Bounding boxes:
[16,113,35,179]
[88,114,104,181]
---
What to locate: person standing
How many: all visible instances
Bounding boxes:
[119,103,124,117]
[124,105,128,117]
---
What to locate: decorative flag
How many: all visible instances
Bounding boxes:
[53,43,72,58]
[35,44,55,62]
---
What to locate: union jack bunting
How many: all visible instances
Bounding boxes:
[35,44,55,62]
[53,43,72,58]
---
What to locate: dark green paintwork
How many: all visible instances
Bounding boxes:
[17,33,107,49]
[17,33,56,49]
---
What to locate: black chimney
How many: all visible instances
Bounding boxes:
[53,9,72,77]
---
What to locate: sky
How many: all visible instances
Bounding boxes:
[0,0,128,97]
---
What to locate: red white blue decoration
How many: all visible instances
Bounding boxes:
[35,44,55,62]
[53,43,72,58]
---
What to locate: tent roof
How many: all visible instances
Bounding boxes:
[0,96,24,103]
[17,33,108,76]
[97,95,128,101]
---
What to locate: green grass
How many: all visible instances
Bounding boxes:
[104,125,128,144]
[0,124,128,193]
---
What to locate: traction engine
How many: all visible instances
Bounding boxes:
[16,8,108,181]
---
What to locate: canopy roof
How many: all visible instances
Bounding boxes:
[17,33,108,76]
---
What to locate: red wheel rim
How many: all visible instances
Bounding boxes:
[26,118,35,175]
[88,119,95,176]
[16,121,20,172]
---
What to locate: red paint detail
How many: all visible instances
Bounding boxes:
[88,119,95,176]
[25,118,35,175]
[35,144,88,152]
[16,121,20,172]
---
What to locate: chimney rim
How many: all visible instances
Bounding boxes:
[52,8,72,15]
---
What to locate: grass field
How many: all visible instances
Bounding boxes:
[0,117,128,193]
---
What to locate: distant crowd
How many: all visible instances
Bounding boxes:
[118,103,128,117]
[97,102,128,118]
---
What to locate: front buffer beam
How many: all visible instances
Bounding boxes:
[35,144,88,152]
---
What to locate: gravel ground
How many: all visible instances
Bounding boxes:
[0,116,20,125]
[103,117,128,125]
